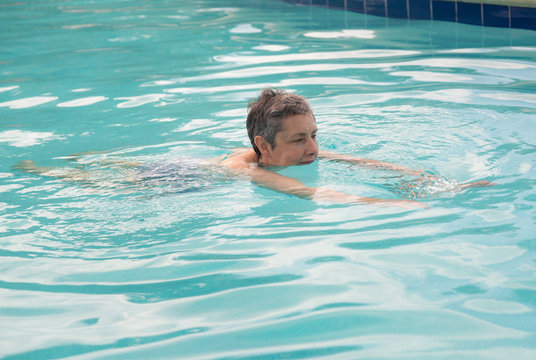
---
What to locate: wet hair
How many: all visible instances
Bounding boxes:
[246,88,313,157]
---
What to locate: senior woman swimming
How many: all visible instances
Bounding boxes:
[220,88,492,208]
[15,88,491,205]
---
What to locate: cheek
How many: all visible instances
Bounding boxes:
[277,145,297,162]
[293,145,308,160]
[288,144,303,155]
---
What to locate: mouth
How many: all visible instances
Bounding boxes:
[299,159,316,165]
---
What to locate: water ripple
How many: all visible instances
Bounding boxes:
[1,0,535,358]
[214,49,419,65]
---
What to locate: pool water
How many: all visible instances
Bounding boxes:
[1,0,536,358]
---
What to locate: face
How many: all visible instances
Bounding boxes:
[258,113,318,167]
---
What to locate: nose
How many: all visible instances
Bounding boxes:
[306,136,318,156]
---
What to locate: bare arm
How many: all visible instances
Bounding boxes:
[219,148,424,208]
[318,150,494,191]
[242,165,426,209]
[318,150,425,177]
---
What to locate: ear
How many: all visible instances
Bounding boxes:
[254,135,272,159]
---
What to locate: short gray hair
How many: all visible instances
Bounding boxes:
[246,88,313,157]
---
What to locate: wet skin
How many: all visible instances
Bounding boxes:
[255,113,318,167]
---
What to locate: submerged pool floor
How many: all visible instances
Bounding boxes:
[1,0,536,358]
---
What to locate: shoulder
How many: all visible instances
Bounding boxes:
[219,148,258,170]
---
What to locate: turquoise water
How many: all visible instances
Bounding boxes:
[1,0,536,358]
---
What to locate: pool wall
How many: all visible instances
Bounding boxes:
[282,0,536,30]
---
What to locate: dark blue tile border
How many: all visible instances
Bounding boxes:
[330,0,347,9]
[432,0,456,22]
[483,4,509,28]
[283,0,310,5]
[311,0,328,7]
[387,0,408,19]
[347,0,365,13]
[511,6,536,31]
[408,0,431,19]
[457,1,482,26]
[281,0,536,31]
[365,0,386,17]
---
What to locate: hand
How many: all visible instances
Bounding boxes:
[459,180,495,190]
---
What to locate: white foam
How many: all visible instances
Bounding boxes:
[166,77,385,96]
[149,117,178,122]
[480,92,536,104]
[0,96,58,109]
[230,24,262,34]
[214,49,417,65]
[62,24,100,29]
[253,45,289,52]
[57,96,108,107]
[0,86,19,93]
[0,130,65,147]
[115,94,177,108]
[464,299,531,314]
[304,29,376,39]
[166,15,189,20]
[390,71,472,82]
[0,184,24,193]
[214,108,246,117]
[519,162,532,174]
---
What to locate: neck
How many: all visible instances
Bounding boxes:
[257,153,266,167]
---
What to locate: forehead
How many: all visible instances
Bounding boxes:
[279,113,316,133]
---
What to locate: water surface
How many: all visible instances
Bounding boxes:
[1,0,536,358]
